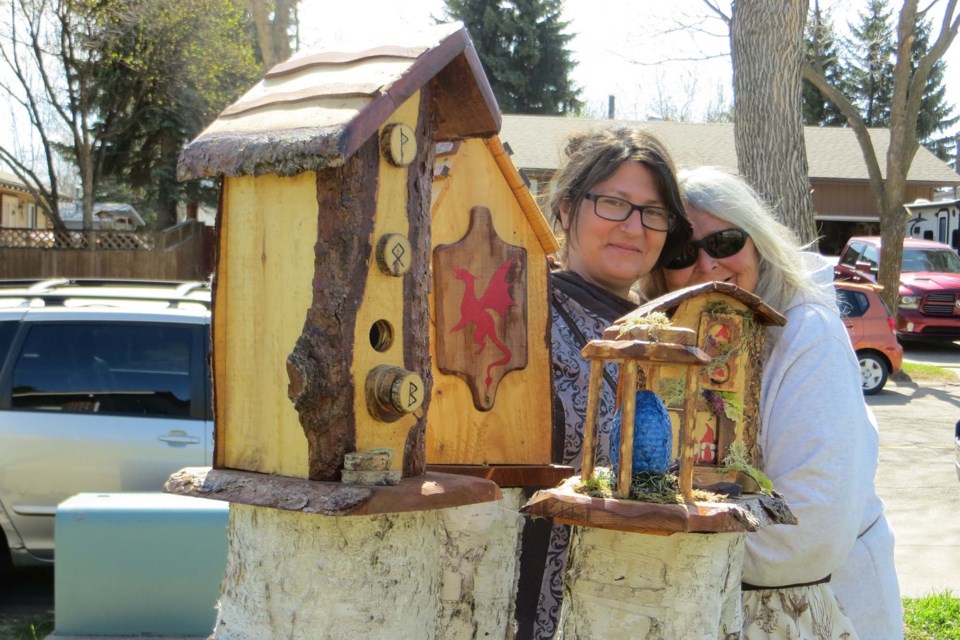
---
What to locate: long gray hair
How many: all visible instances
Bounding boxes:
[643,167,831,312]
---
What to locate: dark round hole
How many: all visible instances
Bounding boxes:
[370,320,394,352]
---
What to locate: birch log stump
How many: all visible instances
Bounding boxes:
[436,488,525,639]
[559,528,744,640]
[210,491,526,640]
[212,504,443,639]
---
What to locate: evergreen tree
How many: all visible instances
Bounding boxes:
[844,0,896,127]
[910,18,958,161]
[803,3,847,126]
[805,0,956,164]
[91,0,261,228]
[443,0,582,114]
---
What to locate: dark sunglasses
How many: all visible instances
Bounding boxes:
[664,228,750,270]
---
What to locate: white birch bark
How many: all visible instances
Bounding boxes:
[436,488,526,640]
[212,504,442,640]
[211,492,526,640]
[558,528,745,640]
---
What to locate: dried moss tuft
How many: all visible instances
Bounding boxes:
[720,441,773,493]
[576,467,728,504]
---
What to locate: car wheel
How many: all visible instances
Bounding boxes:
[858,351,888,395]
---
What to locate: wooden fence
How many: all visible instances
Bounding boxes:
[0,221,212,281]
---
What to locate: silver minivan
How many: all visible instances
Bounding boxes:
[0,279,212,568]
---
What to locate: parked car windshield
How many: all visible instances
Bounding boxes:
[902,248,960,274]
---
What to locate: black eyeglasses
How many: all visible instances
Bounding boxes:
[664,228,751,270]
[583,193,674,232]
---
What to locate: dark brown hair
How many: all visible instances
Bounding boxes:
[547,127,692,267]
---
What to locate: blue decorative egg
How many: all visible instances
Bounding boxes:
[609,390,672,475]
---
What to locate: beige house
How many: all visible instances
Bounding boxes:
[499,115,960,253]
[0,171,48,229]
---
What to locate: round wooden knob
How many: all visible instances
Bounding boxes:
[381,123,417,166]
[366,365,424,422]
[376,234,412,276]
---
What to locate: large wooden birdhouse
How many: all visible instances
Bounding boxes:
[175,23,506,488]
[426,136,561,483]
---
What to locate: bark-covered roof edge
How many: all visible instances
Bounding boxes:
[177,125,349,180]
[627,281,787,327]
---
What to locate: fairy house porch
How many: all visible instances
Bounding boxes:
[522,282,797,638]
[163,21,571,640]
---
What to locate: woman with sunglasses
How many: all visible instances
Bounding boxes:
[644,167,901,639]
[516,128,692,640]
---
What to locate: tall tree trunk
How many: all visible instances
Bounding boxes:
[156,128,179,230]
[876,0,920,313]
[248,0,276,68]
[272,0,294,63]
[730,0,815,245]
[79,153,95,234]
[248,0,297,70]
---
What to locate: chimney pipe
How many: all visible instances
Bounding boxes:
[608,95,616,120]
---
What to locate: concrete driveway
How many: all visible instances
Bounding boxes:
[868,341,960,599]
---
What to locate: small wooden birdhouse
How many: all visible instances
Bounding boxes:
[604,282,786,485]
[426,136,562,483]
[522,282,793,535]
[176,23,504,487]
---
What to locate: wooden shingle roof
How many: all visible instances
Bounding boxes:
[499,115,960,186]
[179,22,499,180]
[621,281,787,328]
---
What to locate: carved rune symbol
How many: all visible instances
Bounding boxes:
[406,379,419,408]
[450,256,517,389]
[392,241,406,273]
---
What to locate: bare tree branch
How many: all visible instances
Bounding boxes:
[702,0,731,25]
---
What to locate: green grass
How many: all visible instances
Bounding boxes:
[904,591,960,639]
[0,616,53,640]
[1,595,957,638]
[901,361,960,384]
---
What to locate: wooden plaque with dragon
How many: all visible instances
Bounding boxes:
[433,206,528,411]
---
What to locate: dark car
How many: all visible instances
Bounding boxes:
[834,236,960,340]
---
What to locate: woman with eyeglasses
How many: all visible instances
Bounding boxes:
[644,167,902,640]
[515,128,692,640]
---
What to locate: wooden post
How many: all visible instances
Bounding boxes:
[679,367,699,502]
[645,364,660,396]
[616,361,638,498]
[580,360,604,481]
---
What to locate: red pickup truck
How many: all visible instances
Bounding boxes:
[834,236,960,340]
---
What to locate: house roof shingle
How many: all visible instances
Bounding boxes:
[499,115,960,186]
[0,171,30,193]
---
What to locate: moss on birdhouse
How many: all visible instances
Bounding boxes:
[615,311,673,341]
[576,467,727,504]
[658,377,685,408]
[720,441,773,493]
